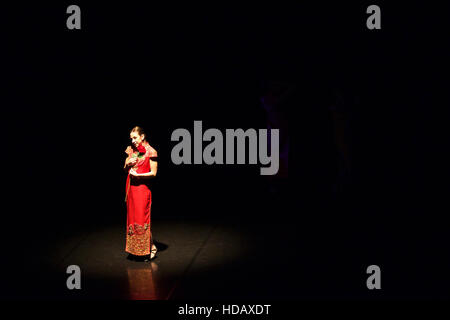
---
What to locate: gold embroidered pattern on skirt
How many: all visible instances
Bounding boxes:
[126,223,151,256]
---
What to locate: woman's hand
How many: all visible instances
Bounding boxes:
[126,157,138,167]
[125,146,134,155]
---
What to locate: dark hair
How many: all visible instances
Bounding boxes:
[130,126,146,141]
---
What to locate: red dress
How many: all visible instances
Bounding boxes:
[125,142,158,256]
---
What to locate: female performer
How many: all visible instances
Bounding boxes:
[124,126,158,261]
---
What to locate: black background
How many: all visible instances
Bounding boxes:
[1,2,450,299]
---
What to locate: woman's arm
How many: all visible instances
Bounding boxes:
[124,146,137,170]
[130,159,158,178]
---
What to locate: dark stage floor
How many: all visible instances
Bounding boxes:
[4,196,450,300]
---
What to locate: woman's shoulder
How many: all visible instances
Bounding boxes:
[145,143,158,158]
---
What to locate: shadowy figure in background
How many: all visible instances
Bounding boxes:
[260,79,292,194]
[259,66,354,209]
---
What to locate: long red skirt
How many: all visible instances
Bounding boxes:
[125,175,153,256]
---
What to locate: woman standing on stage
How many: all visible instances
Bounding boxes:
[124,126,158,261]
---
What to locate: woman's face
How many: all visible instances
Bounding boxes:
[130,132,145,148]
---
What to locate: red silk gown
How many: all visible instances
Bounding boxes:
[125,142,158,256]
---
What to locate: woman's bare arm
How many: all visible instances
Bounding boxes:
[130,159,158,178]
